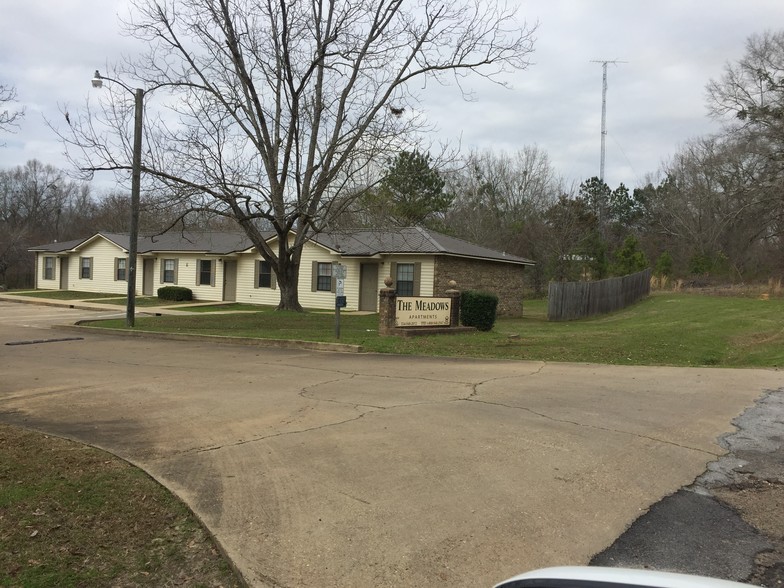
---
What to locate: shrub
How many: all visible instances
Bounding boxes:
[610,235,649,276]
[157,286,193,301]
[460,290,498,332]
[654,251,674,278]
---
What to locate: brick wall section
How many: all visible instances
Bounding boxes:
[433,256,526,316]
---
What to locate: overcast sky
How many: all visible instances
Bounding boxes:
[1,0,783,192]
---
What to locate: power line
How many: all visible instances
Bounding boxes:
[590,59,627,182]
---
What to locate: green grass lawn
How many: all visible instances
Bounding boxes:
[0,425,241,587]
[85,293,784,368]
[185,302,270,312]
[93,296,190,307]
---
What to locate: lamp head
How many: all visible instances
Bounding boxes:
[91,70,103,89]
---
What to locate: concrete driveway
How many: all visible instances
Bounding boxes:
[1,300,781,587]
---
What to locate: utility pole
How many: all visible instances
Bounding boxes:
[591,59,626,182]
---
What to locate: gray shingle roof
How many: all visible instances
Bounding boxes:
[28,237,88,253]
[31,231,261,255]
[30,227,534,265]
[315,227,534,265]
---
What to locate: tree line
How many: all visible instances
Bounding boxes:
[0,160,196,288]
[339,30,784,294]
[2,1,782,304]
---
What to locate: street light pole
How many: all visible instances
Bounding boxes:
[91,71,144,328]
[128,88,144,328]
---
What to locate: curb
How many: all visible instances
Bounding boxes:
[62,322,364,353]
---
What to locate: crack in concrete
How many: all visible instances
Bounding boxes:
[297,369,478,410]
[465,397,720,457]
[188,409,380,455]
[163,363,613,459]
[154,360,746,461]
[463,362,549,400]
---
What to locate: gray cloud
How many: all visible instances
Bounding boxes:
[1,0,782,191]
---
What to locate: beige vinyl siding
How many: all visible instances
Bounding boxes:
[152,255,224,302]
[297,242,347,310]
[187,256,223,301]
[234,240,349,309]
[233,246,437,311]
[36,254,59,290]
[235,254,281,306]
[66,238,131,294]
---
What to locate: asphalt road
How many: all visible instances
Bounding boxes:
[1,300,781,587]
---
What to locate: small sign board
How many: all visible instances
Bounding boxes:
[395,297,451,327]
[332,262,347,280]
[335,296,347,308]
[336,278,345,297]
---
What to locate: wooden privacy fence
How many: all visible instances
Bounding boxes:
[547,268,652,321]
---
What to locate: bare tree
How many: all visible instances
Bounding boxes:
[0,161,88,287]
[707,30,784,145]
[0,84,25,140]
[642,134,779,280]
[62,0,536,310]
[705,30,784,278]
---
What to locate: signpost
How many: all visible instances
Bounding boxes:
[333,262,347,339]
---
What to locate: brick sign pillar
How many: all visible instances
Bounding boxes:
[445,280,461,328]
[378,276,396,336]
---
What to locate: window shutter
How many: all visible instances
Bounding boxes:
[173,259,179,285]
[195,260,201,286]
[254,260,260,289]
[211,260,216,287]
[413,262,421,296]
[271,268,277,290]
[311,261,318,292]
[390,262,397,291]
[88,257,94,280]
[160,260,164,283]
[114,258,120,281]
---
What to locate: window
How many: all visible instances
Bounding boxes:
[198,259,213,286]
[115,258,127,281]
[316,262,332,291]
[80,257,92,280]
[43,256,55,280]
[396,263,415,296]
[258,261,272,288]
[310,261,336,293]
[162,259,177,284]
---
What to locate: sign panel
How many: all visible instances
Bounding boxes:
[335,278,345,297]
[332,262,347,280]
[335,296,347,308]
[395,297,451,327]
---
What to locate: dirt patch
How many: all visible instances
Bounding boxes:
[0,424,243,587]
[714,481,784,587]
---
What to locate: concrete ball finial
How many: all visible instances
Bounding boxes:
[384,276,393,287]
[448,280,457,288]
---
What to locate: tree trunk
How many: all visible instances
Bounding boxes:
[275,257,304,312]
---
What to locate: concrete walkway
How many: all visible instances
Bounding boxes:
[1,299,781,587]
[0,292,247,315]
